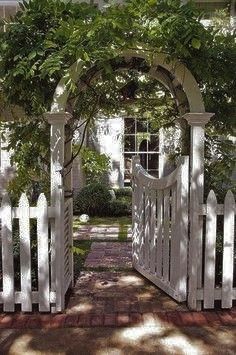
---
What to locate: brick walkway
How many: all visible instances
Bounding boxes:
[84,242,132,269]
[64,240,236,328]
[66,271,188,315]
[0,239,235,329]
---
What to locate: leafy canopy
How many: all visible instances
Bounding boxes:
[0,0,235,197]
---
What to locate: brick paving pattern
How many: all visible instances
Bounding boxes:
[84,242,132,269]
[0,236,235,329]
[0,310,235,329]
[66,271,188,315]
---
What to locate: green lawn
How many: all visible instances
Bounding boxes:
[73,216,131,242]
[72,240,93,280]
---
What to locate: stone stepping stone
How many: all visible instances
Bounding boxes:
[73,224,132,241]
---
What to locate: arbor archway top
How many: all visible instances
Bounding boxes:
[51,48,205,114]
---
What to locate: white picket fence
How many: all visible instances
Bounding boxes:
[0,193,73,312]
[132,155,189,302]
[189,189,236,309]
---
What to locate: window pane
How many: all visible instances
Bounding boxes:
[139,153,147,170]
[124,135,135,152]
[124,117,135,134]
[124,154,132,170]
[138,138,148,152]
[124,153,132,183]
[137,120,147,133]
[148,154,159,170]
[195,1,229,19]
[148,135,159,152]
[0,6,4,31]
[149,123,159,134]
[4,6,17,20]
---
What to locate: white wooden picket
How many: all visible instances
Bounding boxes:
[19,193,32,312]
[204,191,217,309]
[132,155,189,302]
[37,193,50,312]
[0,192,73,312]
[1,193,14,312]
[222,191,235,308]
[189,189,236,309]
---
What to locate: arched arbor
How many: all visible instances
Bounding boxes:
[44,49,214,311]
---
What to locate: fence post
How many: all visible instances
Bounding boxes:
[132,156,140,266]
[184,112,214,310]
[44,111,71,312]
[176,156,189,301]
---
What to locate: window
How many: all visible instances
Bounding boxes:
[195,1,230,19]
[0,1,19,31]
[123,117,159,186]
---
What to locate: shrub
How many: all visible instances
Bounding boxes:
[114,187,132,198]
[0,220,39,290]
[107,200,131,217]
[80,147,111,184]
[73,183,112,216]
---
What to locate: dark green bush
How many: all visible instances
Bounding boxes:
[114,187,132,198]
[108,188,132,216]
[73,183,112,216]
[107,200,131,217]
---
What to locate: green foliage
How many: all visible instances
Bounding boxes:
[107,199,131,217]
[73,183,132,217]
[73,182,112,216]
[106,188,132,217]
[205,133,236,202]
[73,240,92,278]
[5,220,39,288]
[0,0,235,198]
[114,187,132,198]
[1,118,50,201]
[210,9,233,34]
[80,147,111,184]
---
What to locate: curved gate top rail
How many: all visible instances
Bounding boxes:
[132,155,189,302]
[132,156,188,190]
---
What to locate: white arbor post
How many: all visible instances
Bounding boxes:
[44,111,71,312]
[184,112,214,310]
[158,128,165,178]
[64,134,73,196]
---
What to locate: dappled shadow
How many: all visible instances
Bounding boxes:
[0,322,236,354]
[66,269,187,315]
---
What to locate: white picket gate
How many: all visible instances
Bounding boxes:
[132,154,236,310]
[0,192,73,312]
[132,155,189,302]
[188,189,236,309]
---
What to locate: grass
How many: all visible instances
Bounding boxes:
[73,240,93,280]
[73,216,131,241]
